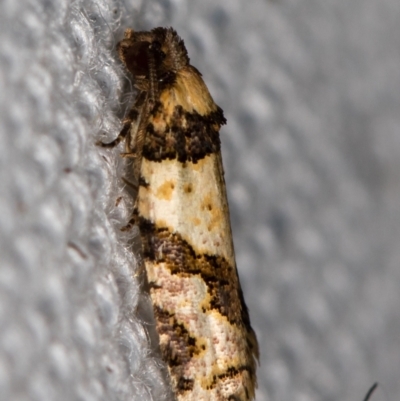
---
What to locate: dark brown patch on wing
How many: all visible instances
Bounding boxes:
[176,377,194,394]
[138,175,149,188]
[154,306,199,394]
[138,217,252,331]
[210,365,255,395]
[142,104,226,163]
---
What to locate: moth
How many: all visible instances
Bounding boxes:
[99,27,258,401]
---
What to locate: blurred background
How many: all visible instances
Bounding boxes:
[1,0,399,400]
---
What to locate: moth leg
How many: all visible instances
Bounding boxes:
[96,121,131,148]
[120,119,149,231]
[96,91,147,149]
[120,94,151,192]
[121,176,138,193]
[122,92,152,179]
[120,210,138,232]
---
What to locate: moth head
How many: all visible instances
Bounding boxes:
[117,27,190,84]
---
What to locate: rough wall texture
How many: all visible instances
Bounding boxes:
[1,0,399,400]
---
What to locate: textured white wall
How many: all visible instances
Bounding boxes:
[1,0,400,400]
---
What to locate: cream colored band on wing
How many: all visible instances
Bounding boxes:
[137,154,235,266]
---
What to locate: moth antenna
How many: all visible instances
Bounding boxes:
[363,383,378,401]
[146,43,158,105]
